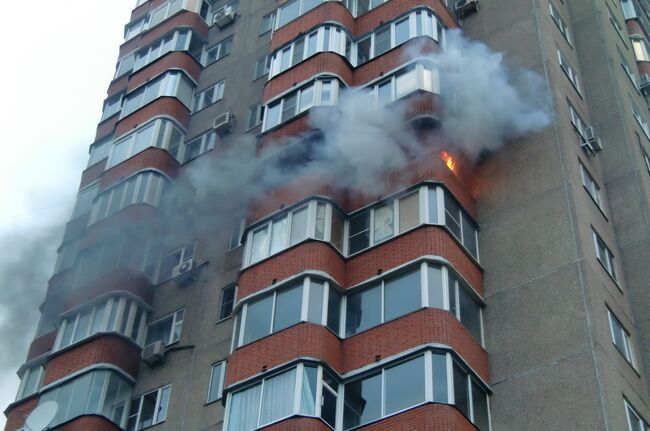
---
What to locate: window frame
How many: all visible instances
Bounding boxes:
[128,385,171,429]
[144,309,185,347]
[557,49,581,94]
[219,284,237,321]
[579,163,605,213]
[207,361,226,403]
[192,79,226,113]
[593,230,618,283]
[16,366,44,401]
[625,399,650,431]
[202,35,234,66]
[607,308,637,368]
[549,2,572,46]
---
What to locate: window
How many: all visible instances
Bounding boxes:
[557,49,581,92]
[260,11,276,35]
[443,193,478,259]
[366,63,440,105]
[580,163,604,210]
[276,0,323,29]
[448,273,483,342]
[631,98,650,138]
[131,29,195,74]
[626,400,650,431]
[88,171,168,224]
[55,295,148,350]
[347,0,389,16]
[71,183,100,218]
[54,239,79,274]
[159,242,196,281]
[608,309,637,366]
[621,50,638,86]
[568,101,589,140]
[121,71,195,118]
[203,36,233,65]
[88,138,111,166]
[225,365,319,430]
[127,386,171,430]
[183,130,216,163]
[607,5,627,43]
[593,230,617,281]
[228,218,245,250]
[39,369,132,428]
[235,278,337,347]
[101,93,123,121]
[453,365,490,429]
[219,285,236,320]
[549,3,572,45]
[632,37,650,62]
[622,0,639,19]
[145,309,184,346]
[247,104,264,129]
[207,362,226,403]
[125,16,147,41]
[642,145,650,173]
[107,119,184,168]
[16,366,43,400]
[246,205,311,263]
[193,80,225,112]
[254,55,270,80]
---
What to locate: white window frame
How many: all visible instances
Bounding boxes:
[549,2,572,46]
[128,386,171,428]
[593,230,618,282]
[202,35,234,66]
[16,366,44,401]
[580,163,604,211]
[608,309,638,368]
[192,80,226,113]
[207,361,226,403]
[557,49,581,93]
[145,309,185,346]
[625,399,650,431]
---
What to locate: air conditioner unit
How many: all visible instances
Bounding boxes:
[454,0,479,17]
[640,74,650,94]
[581,126,603,155]
[142,341,166,366]
[213,112,234,135]
[214,6,236,29]
[172,259,198,285]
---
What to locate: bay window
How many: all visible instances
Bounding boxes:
[101,93,123,121]
[107,119,184,168]
[263,79,338,131]
[88,171,169,225]
[16,366,43,400]
[39,369,133,428]
[88,137,111,167]
[120,71,195,118]
[130,29,198,74]
[55,295,149,350]
[366,63,440,103]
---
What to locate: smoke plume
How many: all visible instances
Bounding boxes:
[182,31,551,227]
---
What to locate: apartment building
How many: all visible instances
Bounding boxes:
[4,0,650,430]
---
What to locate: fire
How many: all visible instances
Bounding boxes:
[440,151,456,172]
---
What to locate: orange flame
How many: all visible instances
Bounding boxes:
[440,151,456,172]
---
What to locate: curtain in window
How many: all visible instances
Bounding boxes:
[259,369,296,426]
[300,367,318,415]
[228,384,262,431]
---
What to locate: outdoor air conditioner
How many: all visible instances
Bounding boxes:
[213,112,234,135]
[454,0,479,17]
[640,74,650,94]
[214,6,236,29]
[142,341,166,366]
[582,126,603,155]
[172,259,198,286]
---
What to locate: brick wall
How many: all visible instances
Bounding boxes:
[238,226,482,301]
[4,397,37,431]
[43,334,140,385]
[79,159,107,189]
[225,308,487,386]
[99,147,179,192]
[126,52,202,94]
[260,417,332,431]
[115,97,191,137]
[26,330,56,361]
[58,415,123,431]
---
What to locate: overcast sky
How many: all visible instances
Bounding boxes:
[0,1,133,427]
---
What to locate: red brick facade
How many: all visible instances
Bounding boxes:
[115,97,190,136]
[226,308,487,386]
[43,335,140,385]
[26,331,57,361]
[4,397,37,431]
[58,415,123,431]
[99,147,179,192]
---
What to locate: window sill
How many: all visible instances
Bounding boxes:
[613,343,642,377]
[596,258,623,293]
[581,185,608,221]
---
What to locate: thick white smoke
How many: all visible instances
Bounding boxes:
[180,30,551,231]
[427,30,551,159]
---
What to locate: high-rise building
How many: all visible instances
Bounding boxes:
[5,0,650,430]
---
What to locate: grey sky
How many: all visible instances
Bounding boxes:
[0,1,133,427]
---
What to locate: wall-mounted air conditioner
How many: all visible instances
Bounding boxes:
[172,259,198,286]
[582,126,603,156]
[454,0,479,18]
[214,6,236,29]
[142,340,166,366]
[213,112,234,135]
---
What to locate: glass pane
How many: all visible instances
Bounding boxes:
[300,366,318,415]
[280,47,292,71]
[265,101,281,129]
[88,372,107,414]
[322,386,337,428]
[290,207,308,245]
[156,387,171,423]
[307,281,325,324]
[343,373,381,428]
[377,81,392,104]
[471,379,489,430]
[427,265,444,309]
[60,319,75,347]
[111,139,131,167]
[259,369,296,425]
[348,212,370,254]
[395,68,417,98]
[385,356,426,415]
[243,296,273,344]
[384,269,421,321]
[281,93,298,122]
[107,184,125,215]
[250,226,269,263]
[331,209,344,250]
[462,215,478,257]
[227,385,262,431]
[139,392,157,428]
[453,365,469,418]
[374,26,391,56]
[445,194,462,239]
[299,85,314,112]
[395,17,410,45]
[91,303,107,334]
[314,203,326,240]
[270,216,289,254]
[208,364,223,402]
[307,32,318,56]
[292,39,305,65]
[432,353,448,403]
[346,284,381,336]
[357,37,371,64]
[133,124,156,155]
[373,204,394,243]
[327,287,341,333]
[273,284,302,332]
[73,310,92,343]
[321,81,333,104]
[459,287,482,342]
[303,0,321,13]
[68,373,93,418]
[399,192,419,232]
[145,316,173,345]
[278,0,300,27]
